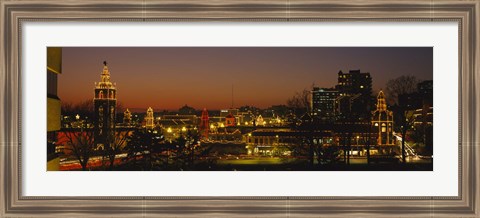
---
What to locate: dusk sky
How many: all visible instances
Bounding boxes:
[59,47,433,110]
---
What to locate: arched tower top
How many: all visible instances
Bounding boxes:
[96,61,115,89]
[376,90,387,111]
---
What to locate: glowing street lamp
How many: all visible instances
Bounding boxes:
[356,135,360,156]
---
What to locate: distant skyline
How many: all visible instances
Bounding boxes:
[59,47,433,110]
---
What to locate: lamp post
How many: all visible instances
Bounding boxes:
[356,135,360,156]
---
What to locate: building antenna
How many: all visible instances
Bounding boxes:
[231,84,234,108]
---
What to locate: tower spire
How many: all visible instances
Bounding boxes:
[376,90,387,111]
[97,60,114,88]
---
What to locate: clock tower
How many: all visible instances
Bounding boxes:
[93,61,117,150]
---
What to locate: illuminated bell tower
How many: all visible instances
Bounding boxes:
[371,90,394,145]
[145,107,154,129]
[93,61,117,149]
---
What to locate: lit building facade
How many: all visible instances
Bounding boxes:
[256,115,265,126]
[145,107,154,129]
[225,113,236,127]
[245,129,334,155]
[311,87,339,120]
[371,91,394,145]
[93,61,117,149]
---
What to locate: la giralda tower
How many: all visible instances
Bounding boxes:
[93,61,117,150]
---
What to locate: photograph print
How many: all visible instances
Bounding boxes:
[46,47,433,171]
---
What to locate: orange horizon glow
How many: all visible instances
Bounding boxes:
[58,47,433,111]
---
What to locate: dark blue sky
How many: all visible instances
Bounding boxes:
[60,47,433,110]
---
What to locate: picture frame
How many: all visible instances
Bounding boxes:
[1,0,479,216]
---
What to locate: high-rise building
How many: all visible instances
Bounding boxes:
[47,48,62,138]
[311,87,339,120]
[93,61,117,149]
[336,70,373,118]
[398,80,433,110]
[371,91,394,145]
[145,107,154,129]
[47,47,62,170]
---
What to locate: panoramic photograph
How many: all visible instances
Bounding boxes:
[46,47,433,171]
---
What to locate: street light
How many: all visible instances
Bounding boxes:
[356,135,360,156]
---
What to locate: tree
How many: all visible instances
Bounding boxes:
[315,144,341,166]
[61,127,95,171]
[292,114,315,168]
[286,88,311,117]
[385,75,419,105]
[385,75,418,163]
[61,99,95,122]
[291,117,341,169]
[168,128,201,170]
[124,128,162,170]
[103,130,130,170]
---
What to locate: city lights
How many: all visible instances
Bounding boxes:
[48,47,433,172]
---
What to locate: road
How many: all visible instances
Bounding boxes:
[393,133,417,156]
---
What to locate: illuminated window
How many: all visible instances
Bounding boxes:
[360,85,364,88]
[374,123,378,126]
[381,127,386,132]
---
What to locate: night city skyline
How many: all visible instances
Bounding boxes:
[60,47,433,110]
[48,47,434,171]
